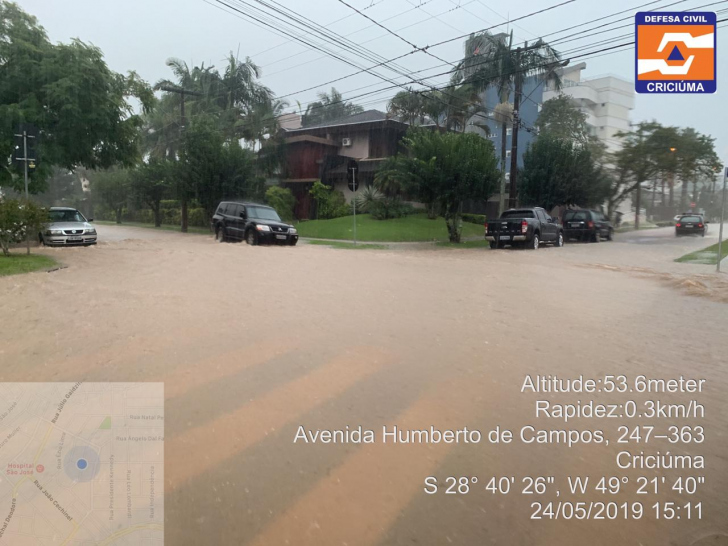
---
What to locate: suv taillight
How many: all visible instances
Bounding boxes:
[521,220,528,234]
[587,221,594,228]
[698,223,704,228]
[676,223,681,227]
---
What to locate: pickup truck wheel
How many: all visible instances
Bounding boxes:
[489,241,498,249]
[246,229,257,246]
[606,229,613,241]
[593,231,600,243]
[216,227,227,243]
[530,234,539,250]
[555,232,564,247]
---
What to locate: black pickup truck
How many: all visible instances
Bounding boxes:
[485,208,564,250]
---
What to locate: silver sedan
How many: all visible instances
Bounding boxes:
[40,207,97,246]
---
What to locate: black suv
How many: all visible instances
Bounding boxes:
[211,201,298,246]
[562,209,613,242]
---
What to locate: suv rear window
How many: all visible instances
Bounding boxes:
[564,211,589,221]
[679,216,701,223]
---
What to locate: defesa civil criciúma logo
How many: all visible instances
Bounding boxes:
[635,11,716,94]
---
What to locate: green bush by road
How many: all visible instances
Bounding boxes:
[296,213,485,242]
[0,254,57,277]
[676,241,728,265]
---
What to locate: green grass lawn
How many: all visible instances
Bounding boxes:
[0,253,57,276]
[306,240,388,250]
[675,240,728,265]
[296,214,484,242]
[95,220,210,235]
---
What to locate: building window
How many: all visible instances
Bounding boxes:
[505,172,510,180]
[506,128,512,136]
[506,150,511,157]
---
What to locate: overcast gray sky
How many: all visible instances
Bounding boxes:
[18,0,728,163]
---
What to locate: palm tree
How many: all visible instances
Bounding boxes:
[301,87,364,127]
[456,31,564,208]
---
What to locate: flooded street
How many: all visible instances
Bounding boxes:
[1,226,726,545]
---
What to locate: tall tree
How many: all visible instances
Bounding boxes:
[613,122,661,228]
[456,30,563,208]
[0,2,154,193]
[375,129,499,242]
[519,133,608,211]
[301,88,364,127]
[535,94,590,144]
[130,160,175,227]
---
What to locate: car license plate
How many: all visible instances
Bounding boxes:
[685,224,693,227]
[67,237,82,242]
[570,222,581,227]
[499,236,511,241]
[275,234,286,240]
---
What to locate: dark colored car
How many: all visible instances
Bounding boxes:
[675,214,707,237]
[485,207,564,250]
[562,209,613,242]
[211,201,298,246]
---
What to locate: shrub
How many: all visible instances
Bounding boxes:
[369,198,414,220]
[352,186,382,214]
[266,186,296,221]
[0,198,47,256]
[310,181,350,219]
[461,213,486,225]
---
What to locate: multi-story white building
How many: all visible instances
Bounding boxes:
[543,62,635,152]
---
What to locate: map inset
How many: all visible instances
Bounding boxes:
[0,383,164,545]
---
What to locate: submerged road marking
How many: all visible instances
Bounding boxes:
[165,346,390,490]
[249,379,486,546]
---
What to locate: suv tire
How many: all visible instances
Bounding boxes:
[555,232,564,247]
[246,229,257,246]
[530,234,539,250]
[216,226,227,243]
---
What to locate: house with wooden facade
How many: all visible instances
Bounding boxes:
[278,110,420,219]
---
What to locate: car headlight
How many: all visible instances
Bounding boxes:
[46,229,63,235]
[256,225,271,232]
[85,229,96,234]
[289,227,297,234]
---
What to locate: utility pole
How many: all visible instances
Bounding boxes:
[717,167,727,273]
[508,47,522,209]
[13,127,36,254]
[158,85,202,233]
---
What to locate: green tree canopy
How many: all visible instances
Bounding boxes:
[301,87,364,127]
[0,2,154,193]
[519,133,609,211]
[375,129,499,242]
[535,95,590,144]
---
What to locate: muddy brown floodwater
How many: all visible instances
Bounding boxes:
[1,226,726,546]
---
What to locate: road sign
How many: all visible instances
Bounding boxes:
[347,159,359,192]
[690,202,696,208]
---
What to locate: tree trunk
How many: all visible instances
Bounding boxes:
[668,172,675,208]
[680,177,688,211]
[444,202,463,243]
[661,178,665,208]
[426,201,438,220]
[153,204,162,228]
[634,184,641,230]
[181,199,189,233]
[115,206,122,224]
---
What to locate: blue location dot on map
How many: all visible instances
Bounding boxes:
[63,446,100,483]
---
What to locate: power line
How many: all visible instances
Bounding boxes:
[336,0,458,67]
